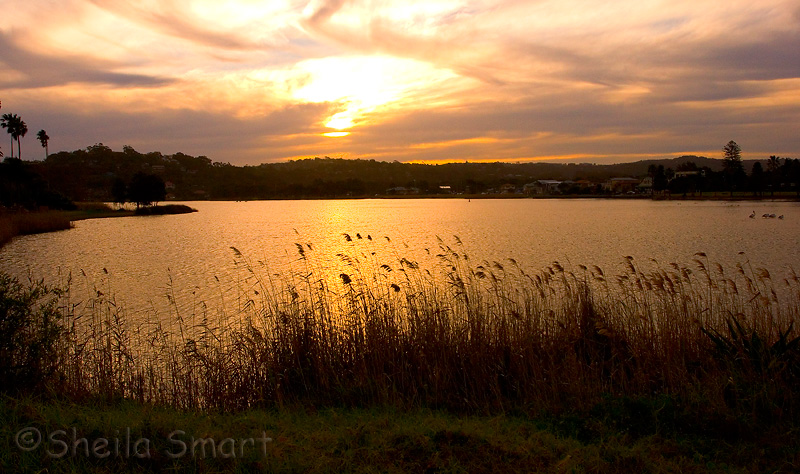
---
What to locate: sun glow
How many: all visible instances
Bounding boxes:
[289,55,461,131]
[323,131,351,137]
[324,112,355,130]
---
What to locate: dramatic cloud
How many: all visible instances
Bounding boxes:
[1,0,798,164]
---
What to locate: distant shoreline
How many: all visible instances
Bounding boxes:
[212,192,800,202]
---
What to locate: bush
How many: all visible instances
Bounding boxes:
[0,273,65,394]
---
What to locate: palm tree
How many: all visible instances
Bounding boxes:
[1,113,16,158]
[36,129,50,159]
[12,116,27,160]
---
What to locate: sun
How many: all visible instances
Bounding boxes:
[288,55,459,135]
[325,113,355,130]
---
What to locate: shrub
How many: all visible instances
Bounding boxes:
[0,273,65,394]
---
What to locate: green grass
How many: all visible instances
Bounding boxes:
[3,396,799,473]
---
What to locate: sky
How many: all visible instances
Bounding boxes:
[1,0,799,165]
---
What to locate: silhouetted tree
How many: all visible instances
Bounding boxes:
[750,161,764,196]
[1,113,16,158]
[648,164,668,192]
[722,140,745,194]
[128,172,166,207]
[6,115,28,160]
[36,130,49,159]
[111,178,127,207]
[767,155,782,196]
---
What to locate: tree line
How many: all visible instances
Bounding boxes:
[647,141,800,197]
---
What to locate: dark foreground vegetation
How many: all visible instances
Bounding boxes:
[2,238,799,471]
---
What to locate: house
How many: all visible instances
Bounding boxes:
[386,187,420,195]
[674,170,703,178]
[500,183,518,194]
[526,180,562,195]
[638,177,653,192]
[603,177,640,193]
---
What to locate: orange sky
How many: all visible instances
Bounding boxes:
[1,0,799,164]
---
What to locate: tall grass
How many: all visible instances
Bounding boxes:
[0,212,72,247]
[3,236,800,424]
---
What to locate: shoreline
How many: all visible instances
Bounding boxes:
[206,192,800,202]
[0,204,196,248]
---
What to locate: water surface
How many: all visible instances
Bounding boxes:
[2,199,798,317]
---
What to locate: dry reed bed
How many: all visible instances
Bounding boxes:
[49,236,800,419]
[0,212,72,247]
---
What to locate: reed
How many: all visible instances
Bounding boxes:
[3,237,799,427]
[0,211,72,247]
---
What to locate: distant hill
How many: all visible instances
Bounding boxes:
[11,146,797,201]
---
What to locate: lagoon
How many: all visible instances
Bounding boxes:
[1,199,799,318]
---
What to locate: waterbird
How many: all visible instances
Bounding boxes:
[749,211,756,218]
[770,214,777,218]
[779,215,785,219]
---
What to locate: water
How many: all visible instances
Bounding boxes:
[2,199,799,317]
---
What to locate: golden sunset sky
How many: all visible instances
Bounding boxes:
[1,0,799,164]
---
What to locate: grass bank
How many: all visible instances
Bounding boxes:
[3,397,798,473]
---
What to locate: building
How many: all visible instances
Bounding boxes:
[525,180,562,195]
[603,177,640,194]
[500,183,518,194]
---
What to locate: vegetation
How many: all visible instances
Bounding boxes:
[0,212,72,247]
[0,157,76,211]
[2,238,799,409]
[128,172,167,208]
[133,204,196,216]
[4,397,799,473]
[17,143,796,201]
[1,239,799,470]
[36,129,49,159]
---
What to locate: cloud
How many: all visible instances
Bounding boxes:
[0,32,173,88]
[1,0,799,164]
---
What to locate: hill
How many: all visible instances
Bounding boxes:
[7,145,798,201]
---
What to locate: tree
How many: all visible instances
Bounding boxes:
[111,178,127,207]
[648,164,668,192]
[722,140,745,194]
[767,155,782,196]
[750,161,764,197]
[4,115,28,160]
[1,113,16,158]
[36,130,49,159]
[128,172,166,208]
